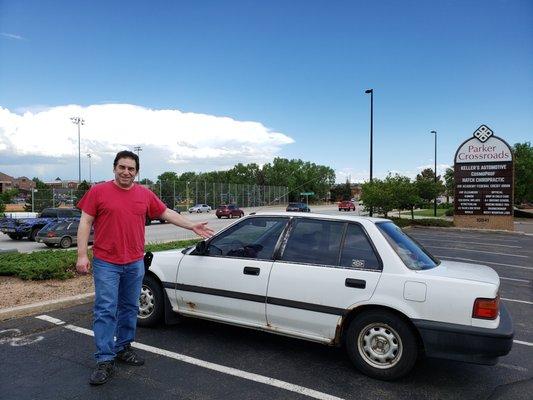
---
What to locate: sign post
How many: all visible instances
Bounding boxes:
[453,125,514,230]
[300,192,315,208]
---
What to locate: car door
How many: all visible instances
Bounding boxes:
[175,216,289,327]
[266,218,383,341]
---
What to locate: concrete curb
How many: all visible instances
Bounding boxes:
[0,292,94,322]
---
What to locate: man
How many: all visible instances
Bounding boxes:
[77,150,213,385]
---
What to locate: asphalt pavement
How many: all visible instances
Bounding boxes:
[0,226,531,399]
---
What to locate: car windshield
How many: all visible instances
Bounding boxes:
[376,221,439,270]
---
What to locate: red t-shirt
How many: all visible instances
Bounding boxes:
[77,181,167,264]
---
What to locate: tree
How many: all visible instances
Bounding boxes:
[361,179,395,217]
[156,171,180,208]
[443,167,454,204]
[513,142,533,204]
[140,178,154,185]
[0,188,19,204]
[74,181,91,206]
[330,180,352,202]
[415,168,443,206]
[0,198,5,215]
[387,174,421,219]
[25,178,53,212]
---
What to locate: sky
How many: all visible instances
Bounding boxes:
[0,0,531,184]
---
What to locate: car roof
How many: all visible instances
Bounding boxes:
[249,211,389,223]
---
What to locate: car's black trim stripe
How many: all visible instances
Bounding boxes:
[162,281,345,316]
[267,297,345,316]
[176,283,265,303]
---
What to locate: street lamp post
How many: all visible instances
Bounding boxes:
[134,146,142,183]
[365,89,374,216]
[70,117,85,184]
[430,130,438,217]
[87,153,92,184]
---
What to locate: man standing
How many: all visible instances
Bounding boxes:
[76,150,213,385]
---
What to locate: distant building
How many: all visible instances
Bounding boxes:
[44,177,79,189]
[0,172,36,193]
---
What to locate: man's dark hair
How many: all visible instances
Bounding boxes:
[113,150,139,171]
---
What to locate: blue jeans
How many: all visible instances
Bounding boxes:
[92,257,145,363]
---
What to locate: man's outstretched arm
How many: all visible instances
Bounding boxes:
[160,208,214,239]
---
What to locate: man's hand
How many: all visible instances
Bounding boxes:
[192,222,214,239]
[76,255,91,275]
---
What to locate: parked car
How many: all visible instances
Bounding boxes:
[35,219,93,249]
[137,213,513,381]
[0,207,81,241]
[286,202,310,212]
[189,204,212,213]
[215,204,244,219]
[338,200,356,211]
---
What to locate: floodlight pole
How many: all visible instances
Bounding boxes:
[431,130,438,217]
[70,117,85,184]
[365,89,374,216]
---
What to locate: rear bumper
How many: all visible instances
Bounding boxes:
[413,303,514,365]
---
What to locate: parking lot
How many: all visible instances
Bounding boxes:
[0,225,531,400]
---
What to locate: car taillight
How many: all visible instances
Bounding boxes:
[47,231,56,238]
[472,296,499,320]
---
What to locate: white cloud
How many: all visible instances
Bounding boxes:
[1,32,26,41]
[0,104,294,180]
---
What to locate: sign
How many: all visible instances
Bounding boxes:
[453,125,514,230]
[300,192,315,196]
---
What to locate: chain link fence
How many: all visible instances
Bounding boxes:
[27,182,289,213]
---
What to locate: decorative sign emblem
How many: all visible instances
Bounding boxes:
[473,125,494,143]
[351,259,365,268]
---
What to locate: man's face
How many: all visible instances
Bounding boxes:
[113,157,137,188]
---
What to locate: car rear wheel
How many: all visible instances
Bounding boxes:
[59,236,72,249]
[44,243,56,248]
[345,310,418,381]
[137,274,164,327]
[7,233,23,240]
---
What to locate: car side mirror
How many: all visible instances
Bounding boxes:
[195,240,207,255]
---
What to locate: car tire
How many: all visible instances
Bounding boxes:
[7,233,23,240]
[345,310,418,381]
[29,227,40,242]
[44,243,55,248]
[217,216,221,219]
[137,274,165,327]
[145,217,152,226]
[59,236,72,249]
[339,208,342,211]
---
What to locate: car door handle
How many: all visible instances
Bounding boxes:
[243,267,260,276]
[345,278,366,289]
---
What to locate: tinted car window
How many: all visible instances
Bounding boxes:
[282,219,344,266]
[340,224,381,270]
[376,221,439,270]
[67,221,79,234]
[206,217,288,259]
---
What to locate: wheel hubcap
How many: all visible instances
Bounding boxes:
[357,323,402,369]
[138,285,154,319]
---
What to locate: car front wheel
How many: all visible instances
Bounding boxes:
[137,274,164,327]
[345,310,418,381]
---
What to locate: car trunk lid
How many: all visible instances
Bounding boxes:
[417,260,500,286]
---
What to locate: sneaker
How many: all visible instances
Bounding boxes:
[116,344,145,366]
[89,361,115,385]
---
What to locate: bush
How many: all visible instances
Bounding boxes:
[389,217,454,228]
[0,239,201,281]
[445,208,454,216]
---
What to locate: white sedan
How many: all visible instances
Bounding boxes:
[188,204,212,213]
[138,213,513,380]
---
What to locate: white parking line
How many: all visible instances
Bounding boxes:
[435,256,533,270]
[417,238,522,249]
[36,315,344,400]
[500,277,530,283]
[502,298,533,305]
[35,315,65,325]
[427,246,528,258]
[514,340,533,347]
